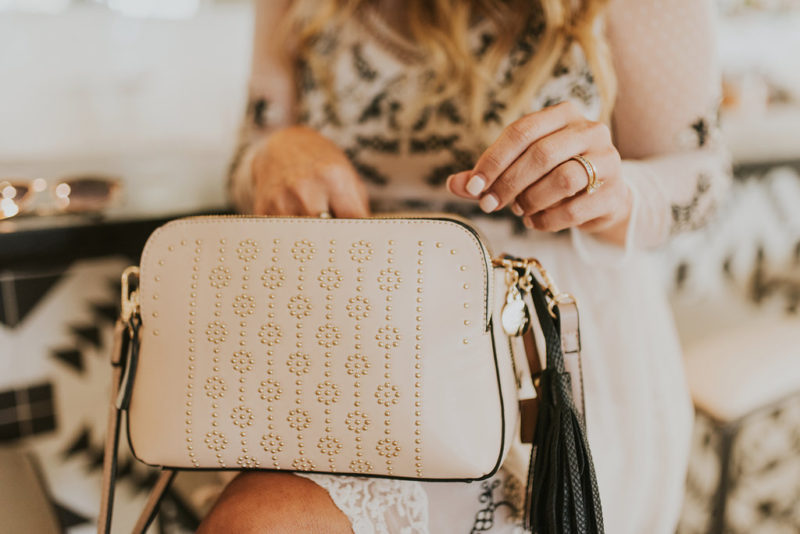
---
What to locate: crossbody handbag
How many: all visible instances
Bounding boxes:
[99,214,602,533]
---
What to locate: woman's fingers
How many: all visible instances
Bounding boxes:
[525,193,604,232]
[260,189,302,216]
[479,120,609,212]
[466,101,582,198]
[323,164,370,218]
[329,189,369,218]
[250,125,372,219]
[514,149,618,215]
[445,171,475,199]
[524,177,626,232]
[288,178,330,216]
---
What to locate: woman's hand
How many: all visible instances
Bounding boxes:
[251,126,370,217]
[447,101,632,242]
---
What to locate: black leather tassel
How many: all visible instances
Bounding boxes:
[524,275,604,534]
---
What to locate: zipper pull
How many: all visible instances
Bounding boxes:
[120,266,141,329]
[500,266,530,337]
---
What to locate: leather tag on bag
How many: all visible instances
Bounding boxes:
[520,396,539,444]
[519,322,542,444]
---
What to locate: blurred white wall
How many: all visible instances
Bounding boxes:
[0,2,253,213]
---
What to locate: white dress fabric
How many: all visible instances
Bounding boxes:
[228,1,731,532]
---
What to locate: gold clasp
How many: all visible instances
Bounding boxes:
[492,256,575,318]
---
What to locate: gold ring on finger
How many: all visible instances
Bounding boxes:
[570,154,602,194]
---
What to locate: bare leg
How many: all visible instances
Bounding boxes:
[197,472,353,534]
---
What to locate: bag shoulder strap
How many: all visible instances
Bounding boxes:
[98,319,175,534]
[558,298,586,423]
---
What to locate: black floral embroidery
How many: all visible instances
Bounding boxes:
[411,106,433,131]
[424,146,477,186]
[357,90,402,129]
[552,59,570,77]
[352,43,378,81]
[542,96,564,108]
[406,133,477,186]
[671,173,715,233]
[358,90,388,123]
[500,14,546,86]
[344,148,389,186]
[483,97,506,125]
[409,134,459,153]
[475,32,496,58]
[297,59,318,94]
[582,66,595,86]
[750,246,800,314]
[248,97,271,129]
[691,117,711,148]
[470,480,520,533]
[310,31,339,56]
[437,99,464,125]
[355,135,400,153]
[411,99,463,131]
[321,101,342,128]
[425,163,465,187]
[570,80,595,108]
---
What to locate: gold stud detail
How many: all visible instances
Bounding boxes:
[349,240,374,263]
[316,323,342,348]
[345,410,371,433]
[236,239,259,262]
[291,240,315,263]
[204,376,227,400]
[232,294,256,317]
[258,322,283,346]
[287,294,312,319]
[287,408,311,430]
[315,382,342,405]
[209,265,231,288]
[231,350,255,374]
[349,459,373,473]
[205,430,228,452]
[261,265,286,289]
[375,382,400,406]
[230,405,254,428]
[261,431,285,454]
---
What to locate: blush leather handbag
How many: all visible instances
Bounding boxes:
[98,214,602,534]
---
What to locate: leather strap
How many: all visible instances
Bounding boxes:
[97,320,127,534]
[558,299,586,423]
[99,319,175,534]
[131,470,177,533]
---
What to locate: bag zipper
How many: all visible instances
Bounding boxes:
[166,213,499,330]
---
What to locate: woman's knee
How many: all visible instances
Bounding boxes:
[197,472,352,534]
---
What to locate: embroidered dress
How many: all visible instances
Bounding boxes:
[228,1,731,532]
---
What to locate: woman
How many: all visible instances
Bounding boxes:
[200,0,730,532]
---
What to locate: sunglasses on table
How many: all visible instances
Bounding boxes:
[0,176,122,220]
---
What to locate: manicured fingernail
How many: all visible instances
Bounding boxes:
[523,217,533,229]
[511,202,523,216]
[479,193,499,213]
[466,174,486,197]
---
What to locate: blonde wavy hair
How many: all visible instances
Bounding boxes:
[287,0,616,127]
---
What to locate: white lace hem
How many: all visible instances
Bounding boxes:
[295,473,430,534]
